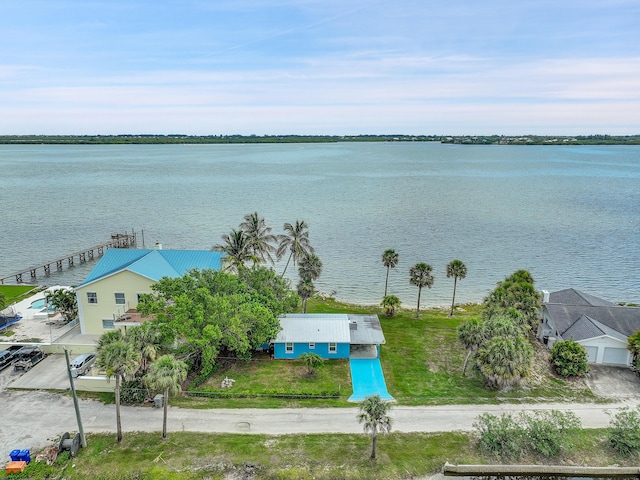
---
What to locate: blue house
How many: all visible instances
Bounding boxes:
[272,314,385,360]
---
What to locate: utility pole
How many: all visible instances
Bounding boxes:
[64,348,87,448]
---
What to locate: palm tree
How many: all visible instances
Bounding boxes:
[298,253,323,282]
[144,354,188,439]
[212,229,257,272]
[277,220,314,277]
[457,318,485,376]
[357,394,392,459]
[297,278,315,313]
[97,340,139,442]
[446,259,467,317]
[239,212,278,264]
[299,352,324,376]
[126,322,162,376]
[476,334,533,391]
[96,329,125,350]
[381,249,399,297]
[380,295,401,317]
[44,287,78,322]
[409,263,434,318]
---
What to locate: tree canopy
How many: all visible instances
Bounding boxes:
[484,270,541,331]
[138,267,297,378]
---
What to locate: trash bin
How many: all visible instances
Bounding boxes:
[153,394,164,408]
[18,450,31,464]
[9,450,21,461]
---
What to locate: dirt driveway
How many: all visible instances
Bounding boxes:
[584,365,640,398]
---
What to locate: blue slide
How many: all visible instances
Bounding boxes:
[348,358,394,402]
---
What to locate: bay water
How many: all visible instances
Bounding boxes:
[0,142,638,307]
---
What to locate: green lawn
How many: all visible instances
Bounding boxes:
[0,284,38,304]
[171,297,594,408]
[2,429,636,480]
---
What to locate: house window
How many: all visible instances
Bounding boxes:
[309,342,315,349]
[87,292,98,304]
[115,293,125,305]
[102,319,115,330]
[285,342,294,353]
[137,293,146,303]
[328,342,337,354]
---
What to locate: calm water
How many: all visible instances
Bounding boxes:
[0,143,638,307]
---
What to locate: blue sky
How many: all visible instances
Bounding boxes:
[1,0,639,135]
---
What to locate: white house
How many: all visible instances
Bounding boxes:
[537,288,640,366]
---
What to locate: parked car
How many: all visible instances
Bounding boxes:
[13,346,47,372]
[70,353,96,377]
[0,345,23,371]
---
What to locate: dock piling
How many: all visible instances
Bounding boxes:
[0,232,137,284]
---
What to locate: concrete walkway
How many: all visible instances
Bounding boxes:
[2,388,639,454]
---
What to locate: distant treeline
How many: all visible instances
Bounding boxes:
[0,134,639,145]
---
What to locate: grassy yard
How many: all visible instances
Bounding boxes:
[174,297,594,408]
[0,284,38,304]
[2,429,636,480]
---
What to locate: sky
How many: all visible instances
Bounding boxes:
[1,0,639,135]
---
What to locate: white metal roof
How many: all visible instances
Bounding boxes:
[274,314,351,343]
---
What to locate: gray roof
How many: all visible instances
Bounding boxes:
[348,315,386,345]
[545,289,640,339]
[273,314,386,345]
[548,288,616,307]
[562,315,627,342]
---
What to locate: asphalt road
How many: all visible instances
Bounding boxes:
[2,387,639,455]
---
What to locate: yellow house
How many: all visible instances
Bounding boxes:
[75,249,223,335]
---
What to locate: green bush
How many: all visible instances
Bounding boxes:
[608,407,640,456]
[473,413,524,460]
[475,410,582,459]
[550,340,589,377]
[520,410,581,457]
[120,379,148,404]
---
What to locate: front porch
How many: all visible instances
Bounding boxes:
[349,344,378,359]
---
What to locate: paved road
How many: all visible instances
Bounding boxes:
[2,387,639,454]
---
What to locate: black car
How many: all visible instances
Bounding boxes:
[0,350,14,370]
[0,345,23,371]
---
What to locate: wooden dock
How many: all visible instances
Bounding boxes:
[0,233,136,285]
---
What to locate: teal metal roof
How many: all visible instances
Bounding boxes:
[77,249,223,287]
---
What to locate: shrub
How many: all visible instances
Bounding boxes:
[381,295,401,317]
[608,407,640,456]
[120,379,148,404]
[520,410,581,457]
[473,413,524,460]
[550,340,589,377]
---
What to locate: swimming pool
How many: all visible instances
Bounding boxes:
[30,298,56,313]
[348,358,394,402]
[30,298,47,309]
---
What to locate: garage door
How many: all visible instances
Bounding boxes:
[602,347,629,365]
[584,346,598,363]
